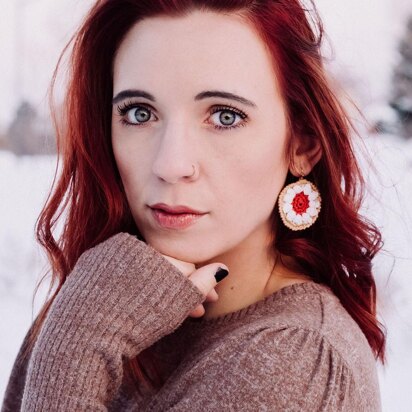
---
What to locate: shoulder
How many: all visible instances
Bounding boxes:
[219,283,381,411]
[259,282,377,370]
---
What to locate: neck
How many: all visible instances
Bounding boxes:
[196,227,311,320]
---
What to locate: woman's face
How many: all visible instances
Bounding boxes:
[111,10,289,264]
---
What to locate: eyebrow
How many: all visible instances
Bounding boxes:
[112,89,154,105]
[111,89,257,108]
[195,90,257,108]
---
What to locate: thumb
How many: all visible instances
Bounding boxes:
[188,263,229,298]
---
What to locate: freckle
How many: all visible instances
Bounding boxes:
[230,286,234,290]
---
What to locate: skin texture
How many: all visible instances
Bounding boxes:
[111,10,321,319]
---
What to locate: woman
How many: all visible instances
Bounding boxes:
[2,0,385,410]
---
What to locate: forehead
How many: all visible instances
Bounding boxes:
[113,10,281,101]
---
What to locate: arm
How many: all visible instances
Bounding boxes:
[1,317,37,412]
[20,232,205,411]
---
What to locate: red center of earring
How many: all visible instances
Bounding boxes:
[292,192,309,215]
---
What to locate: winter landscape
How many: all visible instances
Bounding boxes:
[1,0,412,410]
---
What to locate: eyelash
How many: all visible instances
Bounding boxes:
[116,101,248,131]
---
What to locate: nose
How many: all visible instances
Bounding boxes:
[151,121,198,184]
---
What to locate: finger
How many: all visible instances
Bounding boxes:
[189,304,205,318]
[205,288,219,302]
[189,290,218,317]
[188,264,229,298]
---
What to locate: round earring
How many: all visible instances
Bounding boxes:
[278,167,321,231]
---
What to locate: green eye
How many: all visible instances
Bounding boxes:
[209,106,248,131]
[220,111,237,125]
[127,107,152,124]
[116,102,156,127]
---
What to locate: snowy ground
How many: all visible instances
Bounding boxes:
[1,133,412,410]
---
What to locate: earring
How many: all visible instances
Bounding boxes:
[278,166,321,231]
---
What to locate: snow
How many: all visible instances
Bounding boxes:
[359,134,412,411]
[1,132,412,410]
[0,153,57,397]
[1,0,412,408]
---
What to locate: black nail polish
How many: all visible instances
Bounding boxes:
[214,267,229,282]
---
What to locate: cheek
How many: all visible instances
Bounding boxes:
[232,131,287,201]
[111,133,145,198]
[213,137,288,231]
[112,139,130,186]
[244,153,286,214]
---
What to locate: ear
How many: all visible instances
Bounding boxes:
[289,135,322,177]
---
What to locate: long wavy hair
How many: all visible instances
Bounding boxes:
[23,0,385,393]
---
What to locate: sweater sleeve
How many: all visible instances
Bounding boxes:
[18,232,205,411]
[1,316,37,412]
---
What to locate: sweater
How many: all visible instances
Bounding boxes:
[1,232,382,411]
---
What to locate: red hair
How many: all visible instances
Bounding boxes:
[24,0,385,392]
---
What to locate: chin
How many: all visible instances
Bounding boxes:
[146,237,219,264]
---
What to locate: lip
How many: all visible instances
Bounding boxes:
[150,208,206,229]
[149,203,207,215]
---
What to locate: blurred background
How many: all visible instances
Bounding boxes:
[1,0,412,409]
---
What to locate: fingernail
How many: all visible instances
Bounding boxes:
[214,267,229,282]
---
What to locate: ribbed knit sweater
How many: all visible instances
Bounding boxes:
[1,232,381,411]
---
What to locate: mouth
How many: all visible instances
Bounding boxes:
[149,203,207,215]
[149,207,207,230]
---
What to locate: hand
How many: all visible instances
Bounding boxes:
[159,254,229,318]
